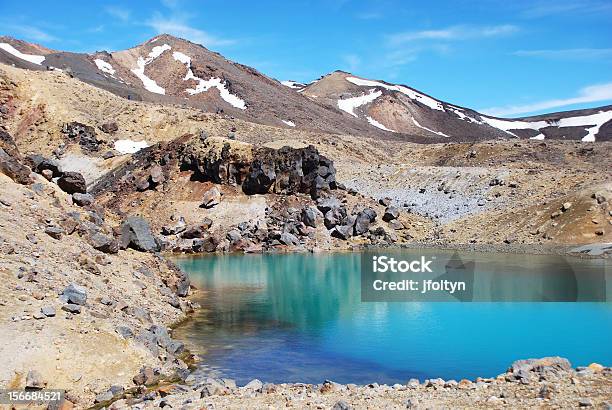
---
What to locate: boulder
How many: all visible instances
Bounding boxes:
[331,224,353,240]
[41,306,56,317]
[25,370,46,389]
[324,207,347,229]
[382,206,400,222]
[72,193,94,206]
[227,229,242,243]
[89,233,119,254]
[44,226,64,240]
[242,160,276,194]
[62,283,88,305]
[317,196,342,213]
[41,169,53,180]
[279,232,300,246]
[354,208,377,235]
[379,197,391,207]
[201,186,221,208]
[57,172,87,194]
[162,217,186,236]
[509,357,572,377]
[301,206,319,228]
[62,122,100,152]
[0,148,33,185]
[192,235,218,252]
[120,216,160,252]
[244,379,263,391]
[133,366,159,386]
[28,154,63,178]
[149,165,165,185]
[181,223,210,239]
[99,122,118,134]
[62,304,82,314]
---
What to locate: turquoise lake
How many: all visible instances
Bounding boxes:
[173,250,612,385]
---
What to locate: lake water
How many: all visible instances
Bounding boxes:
[173,250,612,385]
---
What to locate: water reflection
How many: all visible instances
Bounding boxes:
[173,251,612,385]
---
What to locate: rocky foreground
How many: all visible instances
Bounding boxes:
[84,358,612,409]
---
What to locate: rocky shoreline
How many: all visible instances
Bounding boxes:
[91,357,612,409]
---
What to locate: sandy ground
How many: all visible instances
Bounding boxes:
[0,173,191,407]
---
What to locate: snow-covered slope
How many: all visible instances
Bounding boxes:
[302,71,612,141]
[1,35,610,142]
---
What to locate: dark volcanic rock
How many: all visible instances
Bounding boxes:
[62,283,88,305]
[382,206,400,222]
[192,235,218,252]
[0,147,33,185]
[89,232,119,254]
[28,154,63,178]
[99,122,118,134]
[57,172,87,194]
[301,206,319,228]
[279,232,300,246]
[44,226,64,239]
[354,208,377,235]
[317,196,342,213]
[120,216,160,252]
[62,122,101,152]
[181,139,337,199]
[72,192,94,206]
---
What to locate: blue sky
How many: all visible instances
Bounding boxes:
[1,0,611,117]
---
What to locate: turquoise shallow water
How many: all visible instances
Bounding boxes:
[173,250,612,385]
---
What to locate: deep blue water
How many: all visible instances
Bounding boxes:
[173,251,612,385]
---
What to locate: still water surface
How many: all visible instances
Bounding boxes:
[173,250,611,384]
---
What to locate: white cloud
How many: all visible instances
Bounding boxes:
[387,24,519,46]
[146,15,235,47]
[513,48,612,60]
[481,82,612,116]
[105,6,131,22]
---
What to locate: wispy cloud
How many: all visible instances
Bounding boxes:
[521,0,612,18]
[513,48,612,60]
[105,6,131,22]
[481,82,612,116]
[146,14,236,47]
[387,24,519,46]
[341,54,361,73]
[2,23,57,42]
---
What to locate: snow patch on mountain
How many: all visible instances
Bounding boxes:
[282,120,295,127]
[114,139,149,154]
[338,89,382,117]
[412,118,450,137]
[281,80,305,89]
[172,51,246,110]
[530,133,545,140]
[0,43,45,65]
[346,76,444,111]
[481,110,612,141]
[448,106,483,124]
[366,116,395,132]
[131,44,171,94]
[94,58,116,76]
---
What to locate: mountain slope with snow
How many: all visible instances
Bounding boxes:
[301,71,612,141]
[0,35,610,142]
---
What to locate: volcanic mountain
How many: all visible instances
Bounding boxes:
[300,71,612,142]
[1,34,611,141]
